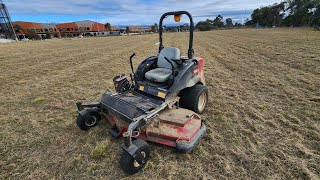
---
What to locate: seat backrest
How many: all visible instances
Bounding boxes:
[158,47,180,69]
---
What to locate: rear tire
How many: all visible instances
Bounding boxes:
[120,139,150,175]
[179,84,208,114]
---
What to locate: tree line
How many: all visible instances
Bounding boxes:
[196,0,320,31]
[195,15,241,31]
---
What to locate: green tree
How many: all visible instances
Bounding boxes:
[213,15,224,28]
[226,18,233,28]
[180,23,189,32]
[312,3,320,26]
[104,22,111,31]
[284,0,319,26]
[151,23,158,32]
[250,2,286,27]
[245,0,319,27]
[45,32,52,39]
[195,19,215,31]
[26,30,40,40]
[235,22,243,27]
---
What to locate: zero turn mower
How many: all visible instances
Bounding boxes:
[76,11,208,175]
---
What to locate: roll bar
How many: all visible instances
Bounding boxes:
[159,11,194,59]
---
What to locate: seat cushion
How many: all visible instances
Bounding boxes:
[145,68,172,83]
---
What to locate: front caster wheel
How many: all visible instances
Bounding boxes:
[120,139,150,175]
[76,109,101,131]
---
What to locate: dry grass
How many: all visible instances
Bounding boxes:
[0,28,319,179]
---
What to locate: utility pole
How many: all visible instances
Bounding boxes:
[0,0,18,41]
[243,8,247,28]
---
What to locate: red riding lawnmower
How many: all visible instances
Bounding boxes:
[76,11,208,174]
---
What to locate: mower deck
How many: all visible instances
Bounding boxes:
[144,108,206,152]
[93,90,206,153]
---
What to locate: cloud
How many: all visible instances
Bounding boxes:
[4,0,282,24]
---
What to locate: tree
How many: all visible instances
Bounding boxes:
[45,32,51,39]
[104,22,111,31]
[180,23,189,32]
[245,18,254,26]
[165,26,179,32]
[307,0,320,26]
[284,0,319,27]
[249,2,286,27]
[312,2,320,26]
[235,22,243,28]
[226,18,233,28]
[26,30,40,40]
[151,23,158,32]
[196,19,215,31]
[213,15,224,28]
[242,0,319,28]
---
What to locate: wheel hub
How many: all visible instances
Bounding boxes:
[198,92,207,112]
[133,151,146,167]
[85,116,97,127]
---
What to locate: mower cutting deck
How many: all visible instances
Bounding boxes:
[75,11,208,175]
[99,90,206,151]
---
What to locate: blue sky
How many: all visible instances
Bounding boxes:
[4,0,282,26]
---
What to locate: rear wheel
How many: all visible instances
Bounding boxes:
[179,84,208,114]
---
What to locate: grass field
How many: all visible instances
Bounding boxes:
[0,28,319,179]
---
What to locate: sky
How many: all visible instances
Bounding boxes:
[3,0,282,26]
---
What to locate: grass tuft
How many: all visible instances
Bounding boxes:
[90,139,109,159]
[32,97,47,103]
[74,154,83,161]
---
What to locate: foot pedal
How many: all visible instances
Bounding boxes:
[109,125,121,139]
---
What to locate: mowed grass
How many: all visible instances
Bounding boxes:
[0,28,319,179]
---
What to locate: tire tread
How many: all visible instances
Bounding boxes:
[179,84,208,114]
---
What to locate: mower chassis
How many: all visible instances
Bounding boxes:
[74,10,208,175]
